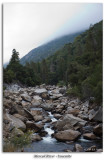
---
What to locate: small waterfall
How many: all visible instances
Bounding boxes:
[42,111,57,143]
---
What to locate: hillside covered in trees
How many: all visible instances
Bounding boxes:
[20,31,83,65]
[3,21,103,104]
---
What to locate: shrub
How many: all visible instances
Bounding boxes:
[3,130,33,152]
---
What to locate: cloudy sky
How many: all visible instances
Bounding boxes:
[3,3,103,64]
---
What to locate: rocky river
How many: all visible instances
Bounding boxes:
[3,84,103,152]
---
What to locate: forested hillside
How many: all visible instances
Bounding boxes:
[20,31,83,65]
[4,21,103,104]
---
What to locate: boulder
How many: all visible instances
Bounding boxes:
[41,93,49,99]
[21,93,31,102]
[55,114,87,131]
[21,100,31,108]
[41,103,53,111]
[33,115,44,122]
[93,124,102,136]
[89,107,102,122]
[31,101,41,107]
[3,98,13,109]
[50,94,63,100]
[53,114,62,119]
[34,88,48,96]
[4,113,26,131]
[13,114,27,122]
[31,109,42,116]
[52,89,60,94]
[33,95,42,102]
[75,144,83,152]
[66,108,80,116]
[31,95,42,106]
[30,134,42,142]
[54,129,81,141]
[23,108,34,120]
[26,121,43,132]
[83,133,97,140]
[42,117,52,123]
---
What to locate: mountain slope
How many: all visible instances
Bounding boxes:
[20,31,83,65]
[28,20,102,103]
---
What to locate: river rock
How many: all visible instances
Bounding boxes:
[4,113,26,131]
[93,124,102,136]
[3,98,13,109]
[52,89,60,94]
[75,144,83,152]
[89,107,102,122]
[21,93,31,102]
[42,117,52,123]
[34,88,48,96]
[31,95,42,105]
[50,94,63,100]
[66,108,80,116]
[34,115,44,122]
[53,114,62,119]
[13,113,27,123]
[26,121,43,132]
[41,93,49,99]
[31,109,42,116]
[21,100,31,108]
[33,95,42,101]
[83,133,97,140]
[54,129,81,141]
[23,108,34,120]
[55,114,87,131]
[30,134,42,142]
[41,103,53,111]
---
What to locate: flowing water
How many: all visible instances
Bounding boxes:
[24,110,102,152]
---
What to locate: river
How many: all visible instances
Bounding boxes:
[23,110,102,152]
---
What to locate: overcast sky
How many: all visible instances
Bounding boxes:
[3,3,103,64]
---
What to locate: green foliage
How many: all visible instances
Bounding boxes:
[66,86,81,98]
[20,32,83,65]
[4,49,40,86]
[57,80,66,87]
[3,130,33,152]
[10,130,32,148]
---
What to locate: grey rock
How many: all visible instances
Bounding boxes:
[4,113,26,131]
[83,133,97,140]
[75,144,83,152]
[93,124,102,136]
[21,93,31,102]
[89,107,103,122]
[54,129,81,141]
[34,88,47,95]
[55,114,87,131]
[30,134,42,142]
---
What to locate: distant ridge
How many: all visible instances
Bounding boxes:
[20,31,84,65]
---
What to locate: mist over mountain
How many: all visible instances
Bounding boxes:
[20,31,84,65]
